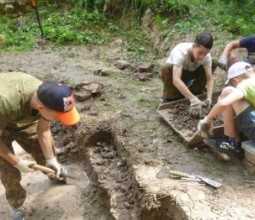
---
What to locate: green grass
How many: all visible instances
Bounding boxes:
[0,0,254,55]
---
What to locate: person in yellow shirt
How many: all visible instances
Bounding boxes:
[198,62,255,159]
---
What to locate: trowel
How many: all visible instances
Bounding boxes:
[31,164,89,189]
[169,170,222,189]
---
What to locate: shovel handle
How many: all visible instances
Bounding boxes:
[31,164,55,174]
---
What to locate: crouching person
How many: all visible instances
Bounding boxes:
[197,62,255,159]
[160,31,217,118]
[0,72,80,220]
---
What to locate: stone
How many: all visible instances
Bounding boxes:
[136,63,153,73]
[74,90,92,102]
[116,60,130,70]
[83,83,102,94]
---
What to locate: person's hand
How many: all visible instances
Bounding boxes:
[46,157,61,178]
[14,159,36,173]
[218,55,227,70]
[197,117,213,138]
[203,99,212,109]
[189,98,204,118]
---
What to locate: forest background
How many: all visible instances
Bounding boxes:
[0,0,254,59]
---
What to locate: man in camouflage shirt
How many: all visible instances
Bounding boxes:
[0,72,80,220]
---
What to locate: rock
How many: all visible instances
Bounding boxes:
[74,82,90,90]
[137,72,153,81]
[74,90,92,101]
[94,69,104,76]
[84,83,102,94]
[136,62,153,73]
[116,60,130,70]
[74,83,102,100]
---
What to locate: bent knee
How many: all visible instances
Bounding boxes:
[218,86,235,99]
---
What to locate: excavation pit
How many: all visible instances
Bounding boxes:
[75,122,191,220]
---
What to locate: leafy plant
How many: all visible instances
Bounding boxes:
[0,0,254,53]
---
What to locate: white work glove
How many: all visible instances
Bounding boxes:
[189,98,205,118]
[218,55,227,70]
[197,117,213,138]
[46,157,61,178]
[203,99,212,109]
[14,159,36,173]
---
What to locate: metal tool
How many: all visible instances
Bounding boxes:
[31,164,89,189]
[30,0,47,46]
[169,170,222,189]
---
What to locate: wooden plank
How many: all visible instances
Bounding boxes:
[157,91,223,147]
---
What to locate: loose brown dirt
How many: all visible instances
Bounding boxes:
[166,99,223,138]
[0,41,255,220]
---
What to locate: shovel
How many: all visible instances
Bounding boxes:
[31,164,89,189]
[169,170,222,189]
[30,0,47,47]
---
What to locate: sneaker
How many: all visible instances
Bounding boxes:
[204,136,244,160]
[10,207,25,220]
[215,136,236,153]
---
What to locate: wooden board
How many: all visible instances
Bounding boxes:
[157,91,223,147]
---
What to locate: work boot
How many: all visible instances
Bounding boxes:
[10,207,25,220]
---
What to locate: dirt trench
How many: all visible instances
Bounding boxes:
[0,110,189,220]
[72,115,189,220]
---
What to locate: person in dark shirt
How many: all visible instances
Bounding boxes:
[218,35,255,69]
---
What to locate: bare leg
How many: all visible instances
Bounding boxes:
[218,87,249,141]
[222,105,240,141]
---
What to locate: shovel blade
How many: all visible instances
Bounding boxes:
[32,163,89,189]
[196,175,222,189]
[64,164,90,190]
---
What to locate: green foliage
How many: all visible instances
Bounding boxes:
[132,0,190,16]
[157,0,255,38]
[0,0,254,52]
[42,8,110,44]
[0,15,38,51]
[42,0,105,10]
